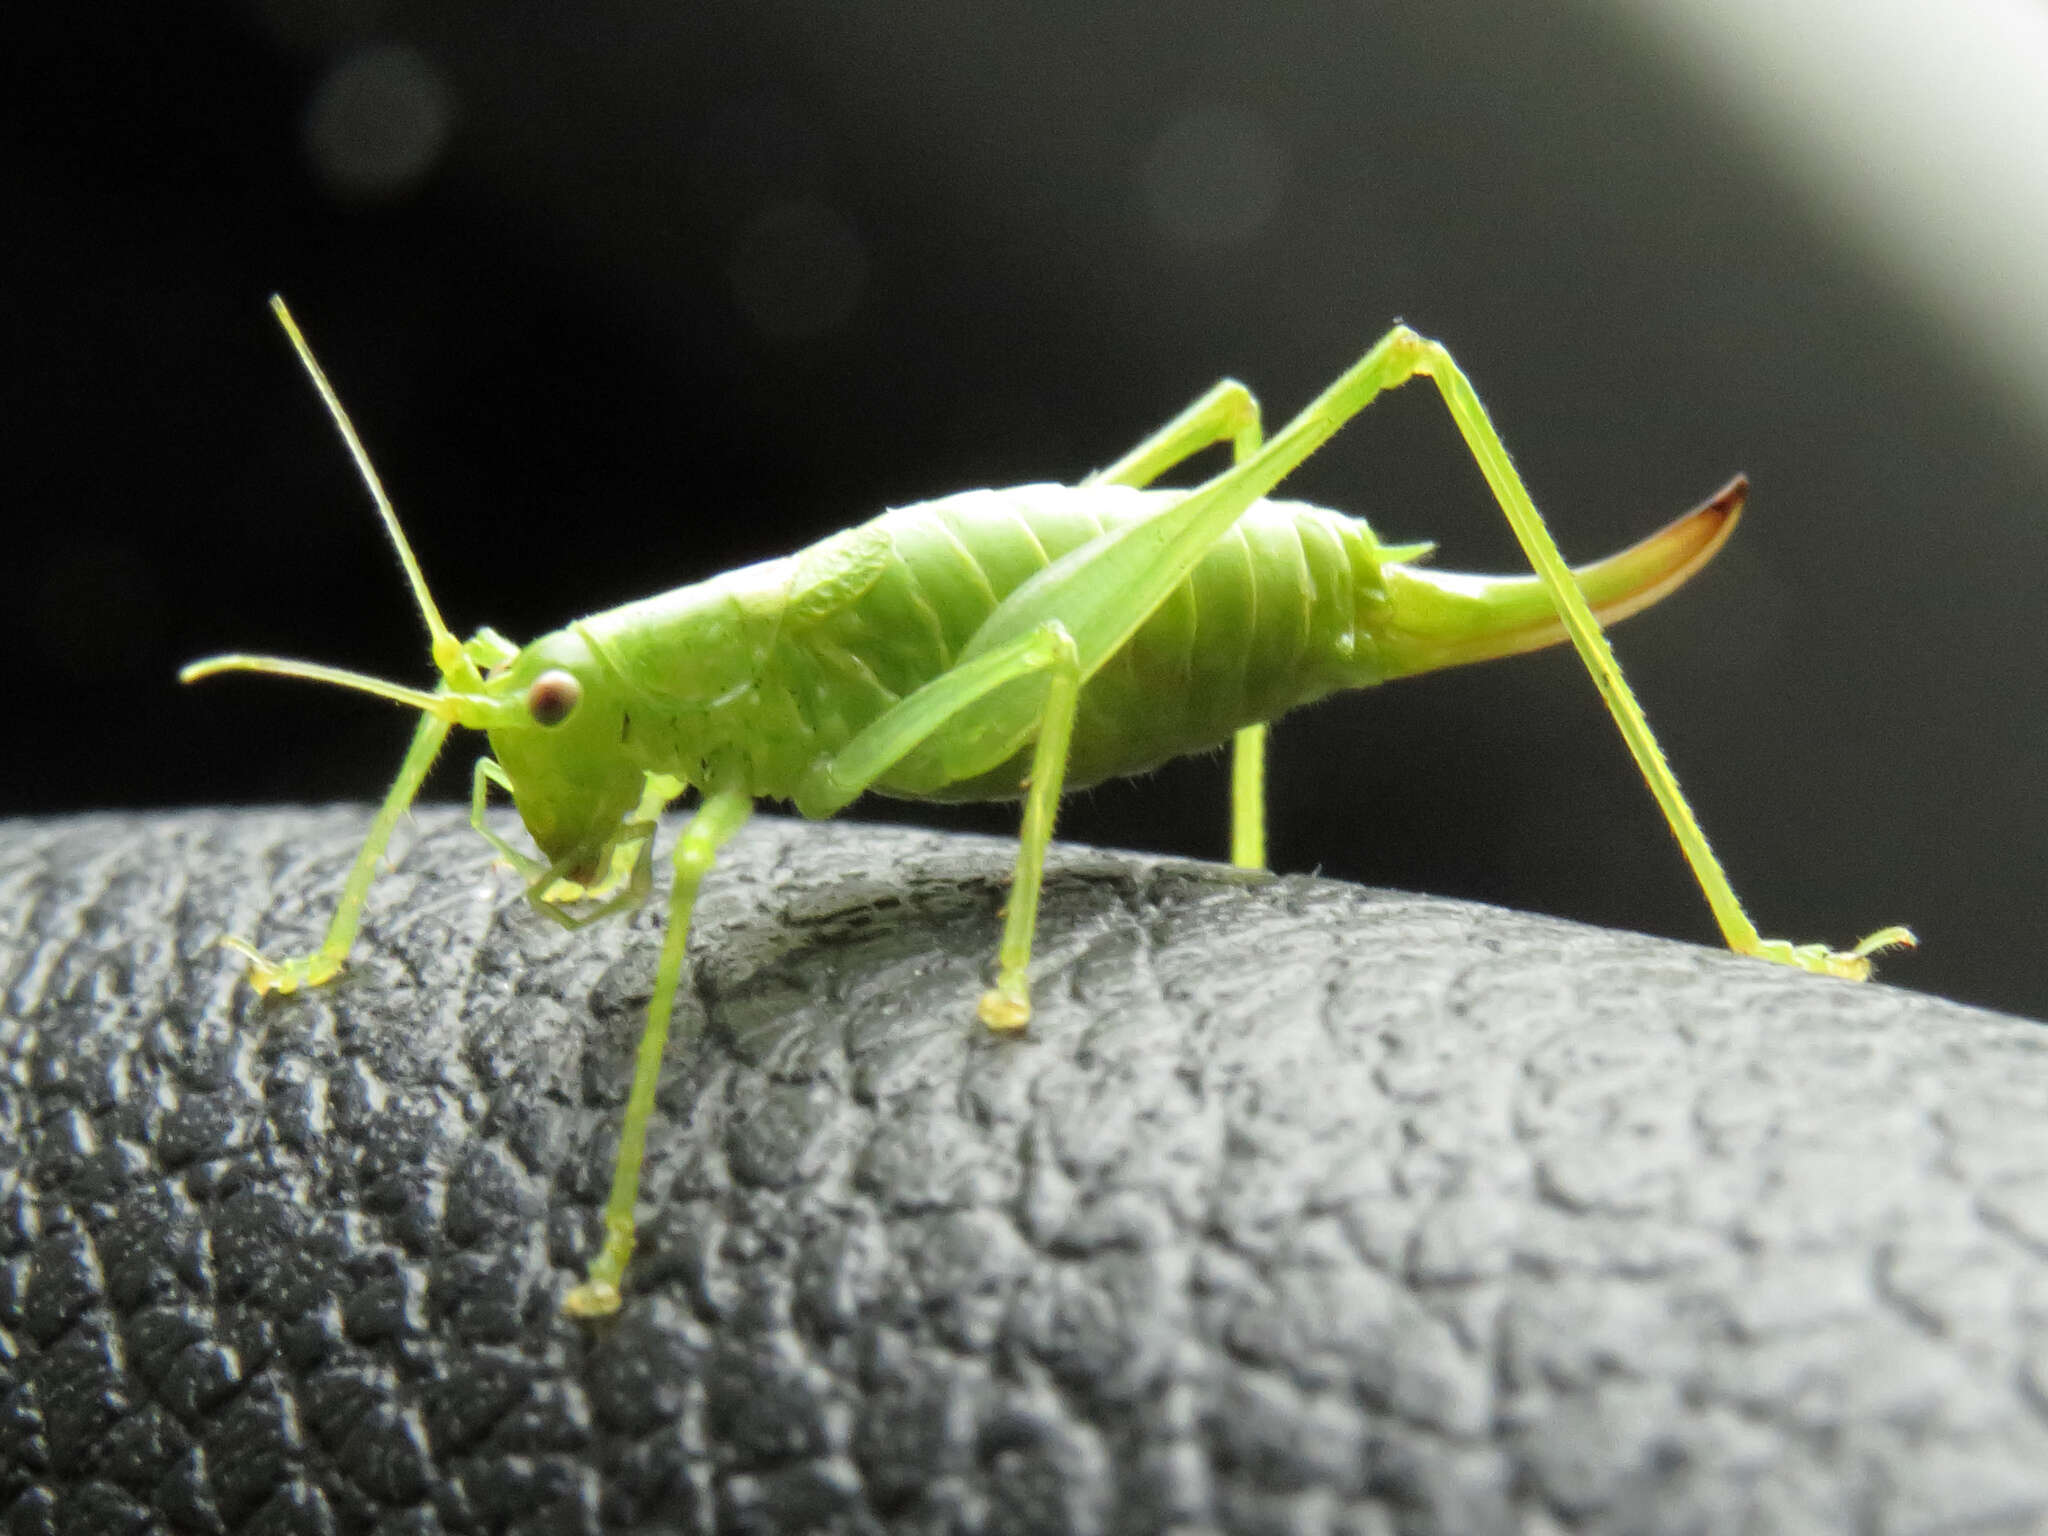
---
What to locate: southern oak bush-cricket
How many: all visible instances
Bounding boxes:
[186,299,1912,1314]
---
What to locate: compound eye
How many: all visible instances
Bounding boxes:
[526,670,582,727]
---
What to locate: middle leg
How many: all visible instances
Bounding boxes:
[795,620,1085,1030]
[1079,378,1276,866]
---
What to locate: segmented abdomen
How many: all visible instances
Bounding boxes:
[786,483,1396,801]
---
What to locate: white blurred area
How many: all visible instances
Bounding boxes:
[1611,0,2048,436]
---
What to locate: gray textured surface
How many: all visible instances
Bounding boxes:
[3,808,2048,1534]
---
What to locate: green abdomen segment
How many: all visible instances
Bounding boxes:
[795,485,1394,802]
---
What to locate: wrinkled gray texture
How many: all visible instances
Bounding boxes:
[3,808,2048,1535]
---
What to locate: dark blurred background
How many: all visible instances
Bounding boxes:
[11,1,2048,1018]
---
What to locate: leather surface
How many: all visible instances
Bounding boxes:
[4,808,2047,1534]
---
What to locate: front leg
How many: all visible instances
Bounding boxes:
[564,787,754,1319]
[470,757,547,881]
[225,710,452,994]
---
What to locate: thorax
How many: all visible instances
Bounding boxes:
[569,552,814,799]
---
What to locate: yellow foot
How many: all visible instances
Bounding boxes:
[977,987,1032,1033]
[562,1278,622,1319]
[564,1216,634,1319]
[220,936,340,996]
[1746,925,1917,982]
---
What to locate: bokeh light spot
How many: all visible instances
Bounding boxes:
[303,43,454,202]
[728,200,869,340]
[1141,105,1289,249]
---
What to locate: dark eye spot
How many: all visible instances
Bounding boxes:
[526,670,581,727]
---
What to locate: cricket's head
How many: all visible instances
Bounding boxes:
[478,627,644,880]
[181,296,643,883]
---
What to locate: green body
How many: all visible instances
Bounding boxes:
[522,486,1398,811]
[494,479,1704,859]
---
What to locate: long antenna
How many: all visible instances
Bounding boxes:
[179,653,459,719]
[267,295,480,689]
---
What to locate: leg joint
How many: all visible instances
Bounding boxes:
[673,838,719,880]
[1383,323,1435,370]
[1029,619,1080,671]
